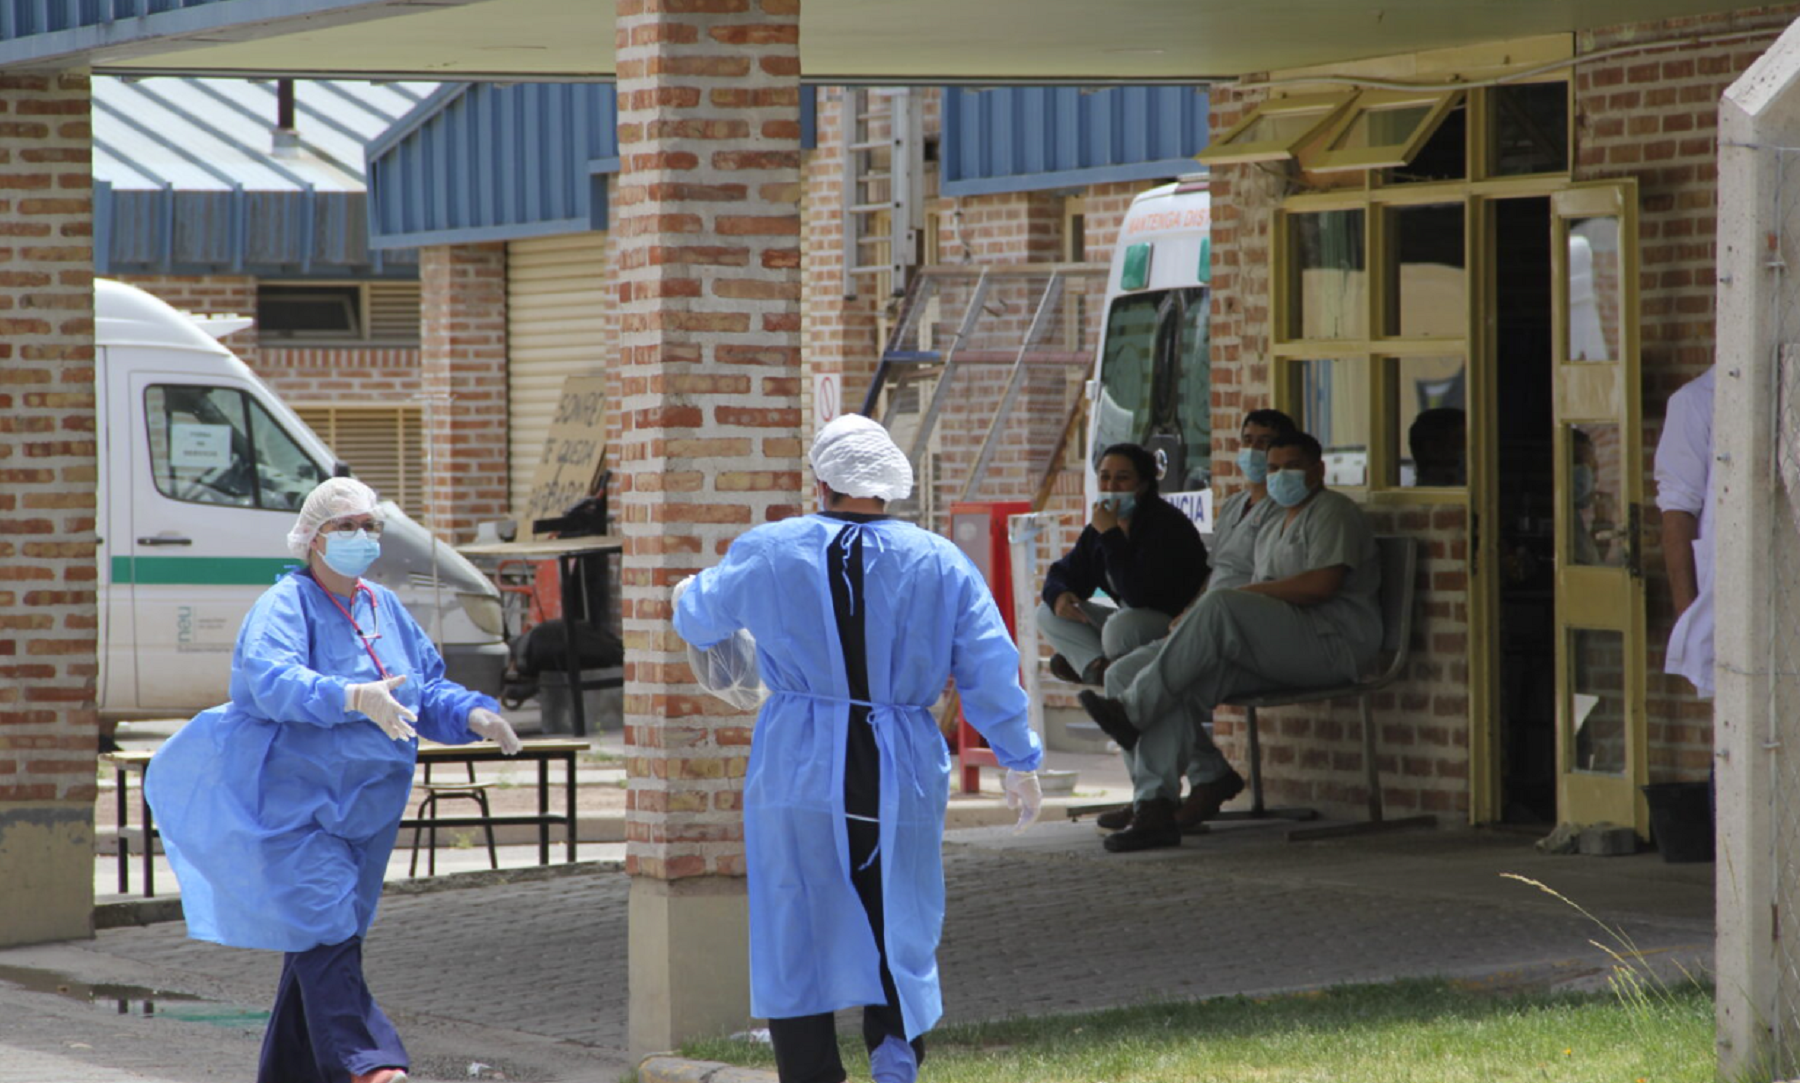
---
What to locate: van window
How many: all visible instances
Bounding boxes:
[248,399,326,510]
[146,385,323,511]
[1091,287,1212,492]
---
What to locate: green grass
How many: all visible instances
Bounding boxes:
[680,977,1714,1083]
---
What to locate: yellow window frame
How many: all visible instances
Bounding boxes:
[1303,90,1465,174]
[1195,92,1357,167]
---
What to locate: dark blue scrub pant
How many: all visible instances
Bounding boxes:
[258,936,408,1083]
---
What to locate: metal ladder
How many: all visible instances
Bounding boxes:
[840,87,924,299]
[857,263,1108,522]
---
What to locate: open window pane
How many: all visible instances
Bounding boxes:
[1568,422,1625,567]
[1386,203,1466,337]
[1391,357,1466,487]
[1306,91,1460,173]
[1566,217,1623,362]
[1569,628,1627,775]
[1291,358,1370,486]
[1195,93,1355,166]
[1492,82,1569,177]
[1288,209,1366,341]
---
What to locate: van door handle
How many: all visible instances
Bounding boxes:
[136,535,192,547]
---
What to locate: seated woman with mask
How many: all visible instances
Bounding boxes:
[1035,442,1208,688]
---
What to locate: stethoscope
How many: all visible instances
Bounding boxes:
[307,573,391,679]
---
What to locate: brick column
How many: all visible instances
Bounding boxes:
[615,0,802,1055]
[0,71,97,947]
[419,242,509,542]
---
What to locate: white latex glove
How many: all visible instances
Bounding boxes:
[345,675,418,742]
[1003,769,1043,833]
[468,707,522,755]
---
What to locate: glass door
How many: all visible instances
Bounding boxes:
[1549,181,1648,833]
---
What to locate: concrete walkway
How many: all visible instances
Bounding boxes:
[5,734,1713,1083]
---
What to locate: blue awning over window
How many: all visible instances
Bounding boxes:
[941,85,1209,197]
[366,82,620,250]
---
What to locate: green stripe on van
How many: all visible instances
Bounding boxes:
[112,556,302,586]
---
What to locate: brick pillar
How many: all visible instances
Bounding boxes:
[615,0,802,1056]
[0,71,97,947]
[419,242,509,543]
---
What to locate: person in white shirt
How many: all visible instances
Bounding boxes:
[1654,367,1715,697]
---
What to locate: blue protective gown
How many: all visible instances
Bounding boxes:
[674,514,1043,1039]
[146,569,498,952]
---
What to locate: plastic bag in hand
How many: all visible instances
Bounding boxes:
[672,576,769,712]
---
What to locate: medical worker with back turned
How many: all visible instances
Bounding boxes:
[146,477,521,1083]
[673,414,1044,1083]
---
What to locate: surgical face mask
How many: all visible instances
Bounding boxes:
[1099,493,1137,519]
[1236,447,1269,484]
[320,531,381,578]
[1267,469,1312,508]
[1572,463,1596,507]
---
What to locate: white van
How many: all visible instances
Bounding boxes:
[1084,178,1213,527]
[96,278,508,718]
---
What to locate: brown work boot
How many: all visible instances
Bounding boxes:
[1102,798,1181,852]
[1048,653,1083,685]
[1093,804,1133,833]
[1078,690,1138,751]
[1175,770,1246,829]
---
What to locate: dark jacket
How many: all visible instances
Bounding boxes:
[1041,494,1208,617]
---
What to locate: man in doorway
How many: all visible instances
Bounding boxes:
[1655,366,1715,697]
[1093,408,1296,850]
[1079,431,1383,850]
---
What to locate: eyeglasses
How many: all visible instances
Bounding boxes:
[324,520,384,538]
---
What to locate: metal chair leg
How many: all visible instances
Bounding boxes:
[1210,704,1319,824]
[408,795,432,877]
[1287,693,1434,842]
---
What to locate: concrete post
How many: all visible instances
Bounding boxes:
[614,0,803,1058]
[0,71,97,947]
[1715,21,1800,1076]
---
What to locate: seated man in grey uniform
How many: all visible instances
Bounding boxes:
[1092,408,1296,850]
[1079,430,1382,851]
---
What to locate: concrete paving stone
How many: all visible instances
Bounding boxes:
[2,798,1714,1082]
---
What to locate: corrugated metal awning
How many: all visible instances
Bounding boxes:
[941,85,1210,197]
[94,75,435,276]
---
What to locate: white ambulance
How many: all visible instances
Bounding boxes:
[96,278,507,718]
[1084,177,1214,528]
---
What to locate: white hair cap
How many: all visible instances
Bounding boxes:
[286,477,382,559]
[810,414,913,502]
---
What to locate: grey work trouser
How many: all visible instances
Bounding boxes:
[1108,589,1364,799]
[1033,599,1171,678]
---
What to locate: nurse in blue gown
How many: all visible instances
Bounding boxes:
[674,414,1044,1083]
[146,478,521,1083]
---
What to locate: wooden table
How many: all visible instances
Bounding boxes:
[104,737,590,898]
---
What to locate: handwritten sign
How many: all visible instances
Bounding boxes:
[520,376,608,539]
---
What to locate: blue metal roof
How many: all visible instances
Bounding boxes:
[365,83,817,248]
[94,75,432,276]
[941,85,1209,197]
[366,82,620,249]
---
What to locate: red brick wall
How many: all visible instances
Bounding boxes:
[0,71,98,944]
[420,243,510,542]
[615,0,804,883]
[1577,6,1798,778]
[120,274,426,427]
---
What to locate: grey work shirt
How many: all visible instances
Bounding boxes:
[1251,487,1382,664]
[1206,488,1282,593]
